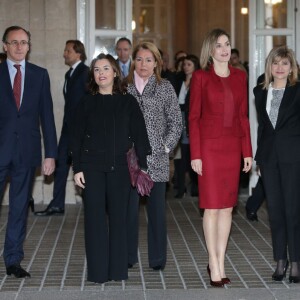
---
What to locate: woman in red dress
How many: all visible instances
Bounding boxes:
[189,29,252,287]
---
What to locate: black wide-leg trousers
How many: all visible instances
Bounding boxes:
[260,162,300,262]
[128,182,167,268]
[83,168,130,283]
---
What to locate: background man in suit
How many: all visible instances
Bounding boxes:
[115,37,132,79]
[35,40,89,216]
[0,25,57,278]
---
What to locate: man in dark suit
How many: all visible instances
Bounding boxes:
[115,37,132,79]
[35,40,89,216]
[0,25,57,278]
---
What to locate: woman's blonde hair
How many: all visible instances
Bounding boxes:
[262,45,298,89]
[200,28,230,70]
[126,42,162,85]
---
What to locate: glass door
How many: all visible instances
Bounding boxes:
[248,0,298,190]
[77,0,133,63]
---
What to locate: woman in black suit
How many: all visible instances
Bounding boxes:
[70,53,151,283]
[173,54,200,198]
[254,46,300,283]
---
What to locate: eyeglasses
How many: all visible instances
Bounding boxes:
[5,40,30,47]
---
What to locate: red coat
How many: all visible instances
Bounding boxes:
[189,66,252,208]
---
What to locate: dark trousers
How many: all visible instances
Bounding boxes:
[128,182,167,268]
[246,176,265,212]
[177,143,198,195]
[83,168,130,283]
[260,162,300,262]
[49,130,71,209]
[0,147,35,267]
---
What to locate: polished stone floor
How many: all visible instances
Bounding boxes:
[0,187,299,300]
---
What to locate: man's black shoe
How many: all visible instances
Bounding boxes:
[6,264,31,278]
[34,206,64,216]
[246,208,258,221]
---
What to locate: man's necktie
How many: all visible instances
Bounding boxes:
[122,64,128,77]
[65,67,73,92]
[13,64,21,110]
[269,88,285,128]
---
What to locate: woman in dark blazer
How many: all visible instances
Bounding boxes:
[173,54,200,198]
[254,46,300,283]
[70,53,151,283]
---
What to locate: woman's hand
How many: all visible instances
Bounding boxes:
[243,157,252,173]
[191,159,202,176]
[74,172,85,188]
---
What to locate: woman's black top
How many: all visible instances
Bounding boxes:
[70,93,151,174]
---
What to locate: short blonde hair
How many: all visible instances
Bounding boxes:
[262,45,298,89]
[200,28,230,70]
[126,42,162,84]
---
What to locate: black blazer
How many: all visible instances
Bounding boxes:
[254,81,300,165]
[70,93,151,174]
[63,62,89,130]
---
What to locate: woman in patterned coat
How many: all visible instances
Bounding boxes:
[125,42,182,271]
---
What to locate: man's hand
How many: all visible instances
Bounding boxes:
[42,158,55,176]
[74,172,85,189]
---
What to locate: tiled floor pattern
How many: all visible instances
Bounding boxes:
[0,190,299,299]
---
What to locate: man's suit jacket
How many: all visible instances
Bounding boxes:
[254,81,300,165]
[116,59,131,79]
[0,61,57,167]
[63,62,89,132]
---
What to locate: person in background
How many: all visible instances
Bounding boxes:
[189,28,252,287]
[0,52,7,63]
[116,37,132,79]
[173,54,200,198]
[0,25,57,278]
[159,49,176,87]
[254,45,300,283]
[245,73,266,221]
[70,53,150,283]
[173,50,187,73]
[230,48,247,73]
[35,40,89,216]
[245,176,265,221]
[125,42,182,271]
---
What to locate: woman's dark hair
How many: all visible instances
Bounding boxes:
[184,54,200,71]
[88,53,124,95]
[175,56,185,72]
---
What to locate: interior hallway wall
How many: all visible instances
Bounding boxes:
[0,0,80,205]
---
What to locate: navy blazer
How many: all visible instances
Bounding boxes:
[0,61,57,167]
[63,62,89,130]
[254,81,300,165]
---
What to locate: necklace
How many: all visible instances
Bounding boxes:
[214,67,230,77]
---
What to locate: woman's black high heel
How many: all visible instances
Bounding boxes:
[272,260,289,281]
[289,261,300,283]
[28,196,35,213]
[207,265,224,287]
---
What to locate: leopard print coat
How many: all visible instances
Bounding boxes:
[127,75,182,182]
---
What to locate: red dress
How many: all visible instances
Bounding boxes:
[189,66,252,209]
